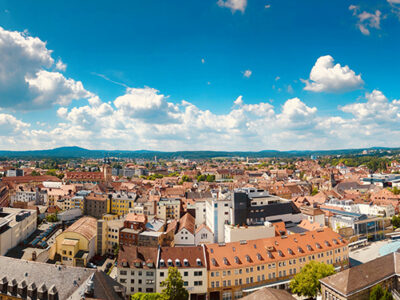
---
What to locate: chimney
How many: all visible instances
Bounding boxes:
[84,275,94,297]
[7,278,17,296]
[28,282,37,299]
[17,280,27,298]
[37,283,47,300]
[0,276,8,294]
[48,285,58,300]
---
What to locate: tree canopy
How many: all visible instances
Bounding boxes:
[369,284,393,300]
[290,261,335,298]
[160,267,188,300]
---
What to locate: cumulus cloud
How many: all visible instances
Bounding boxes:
[303,55,364,93]
[349,5,382,35]
[217,0,247,13]
[5,85,400,151]
[243,70,252,78]
[0,26,91,110]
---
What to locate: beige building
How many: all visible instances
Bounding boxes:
[55,216,97,267]
[156,198,181,221]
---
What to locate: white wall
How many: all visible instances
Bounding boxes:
[174,228,195,246]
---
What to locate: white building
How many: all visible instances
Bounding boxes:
[174,213,195,246]
[224,221,275,243]
[206,191,232,243]
[156,246,207,298]
[195,224,214,245]
[0,207,37,255]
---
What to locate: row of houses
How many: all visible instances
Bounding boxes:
[116,227,349,300]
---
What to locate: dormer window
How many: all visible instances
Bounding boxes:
[278,250,283,257]
[167,259,173,267]
[267,251,273,258]
[223,257,229,265]
[175,259,181,267]
[297,246,303,253]
[234,256,240,264]
[324,241,330,247]
[288,248,294,255]
[196,258,202,266]
[183,259,189,266]
[211,258,217,266]
[245,255,251,262]
[160,259,165,267]
[257,253,262,261]
[332,239,338,245]
[316,243,322,249]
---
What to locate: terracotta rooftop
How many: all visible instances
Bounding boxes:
[158,246,206,269]
[64,216,97,240]
[178,213,195,234]
[206,228,347,270]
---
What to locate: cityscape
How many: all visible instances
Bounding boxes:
[1,0,400,300]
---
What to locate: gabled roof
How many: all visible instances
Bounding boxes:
[178,213,195,235]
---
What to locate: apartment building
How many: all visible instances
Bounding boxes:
[117,245,158,295]
[156,198,181,221]
[156,246,208,300]
[110,192,137,216]
[206,228,349,300]
[11,186,47,205]
[0,207,37,255]
[84,192,110,218]
[206,194,232,243]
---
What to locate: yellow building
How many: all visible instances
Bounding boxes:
[110,192,137,216]
[206,228,349,300]
[55,216,97,267]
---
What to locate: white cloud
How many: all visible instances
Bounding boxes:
[201,58,205,64]
[55,59,67,71]
[275,76,280,81]
[217,0,247,13]
[0,26,91,110]
[243,70,252,78]
[349,5,382,35]
[265,4,271,9]
[303,55,364,93]
[234,95,243,106]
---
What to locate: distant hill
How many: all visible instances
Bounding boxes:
[0,146,398,159]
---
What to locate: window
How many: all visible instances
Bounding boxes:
[194,281,203,286]
[120,271,127,275]
[194,271,202,276]
[131,279,135,283]
[184,271,188,277]
[184,281,188,286]
[160,272,164,277]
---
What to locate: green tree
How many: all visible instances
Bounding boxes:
[206,174,215,182]
[160,267,188,300]
[46,169,57,176]
[31,170,41,176]
[311,186,319,196]
[290,261,335,299]
[369,284,393,300]
[131,293,161,300]
[113,244,120,257]
[392,215,400,229]
[46,214,58,223]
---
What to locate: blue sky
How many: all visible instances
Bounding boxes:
[0,0,400,151]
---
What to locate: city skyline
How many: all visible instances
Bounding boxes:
[1,0,400,151]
